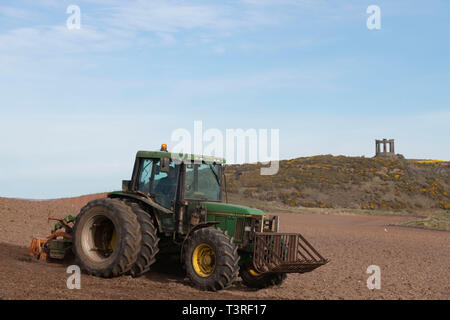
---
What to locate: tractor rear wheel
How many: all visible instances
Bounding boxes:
[126,202,160,277]
[184,228,239,291]
[239,264,287,289]
[72,198,141,278]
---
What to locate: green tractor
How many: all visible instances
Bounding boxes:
[33,145,328,291]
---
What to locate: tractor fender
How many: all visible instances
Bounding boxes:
[108,192,167,233]
[180,222,220,263]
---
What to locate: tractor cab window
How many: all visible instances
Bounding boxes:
[151,160,180,209]
[184,163,221,201]
[138,159,153,194]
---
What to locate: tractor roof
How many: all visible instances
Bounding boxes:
[136,150,226,164]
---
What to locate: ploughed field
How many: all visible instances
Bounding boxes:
[0,194,448,300]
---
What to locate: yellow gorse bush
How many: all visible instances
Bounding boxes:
[415,160,449,164]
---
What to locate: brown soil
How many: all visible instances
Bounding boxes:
[0,194,449,300]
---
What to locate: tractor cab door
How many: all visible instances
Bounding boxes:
[136,158,180,210]
[183,162,222,201]
[151,160,180,210]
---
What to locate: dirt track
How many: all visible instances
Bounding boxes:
[0,194,449,300]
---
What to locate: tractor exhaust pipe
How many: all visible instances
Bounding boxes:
[176,203,185,234]
[176,162,187,235]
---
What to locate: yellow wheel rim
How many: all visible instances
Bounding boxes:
[192,243,216,277]
[249,267,262,277]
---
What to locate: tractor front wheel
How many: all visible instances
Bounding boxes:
[184,228,239,291]
[239,264,287,289]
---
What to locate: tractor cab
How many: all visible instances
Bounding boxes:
[116,145,230,237]
[123,145,225,211]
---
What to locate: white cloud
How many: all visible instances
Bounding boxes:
[106,1,226,33]
[98,0,286,41]
[0,1,286,57]
[241,0,321,7]
[0,25,132,54]
[0,0,347,57]
[0,6,31,19]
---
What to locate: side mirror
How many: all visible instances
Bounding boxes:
[161,157,170,173]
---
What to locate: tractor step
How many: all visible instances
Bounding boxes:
[253,232,329,274]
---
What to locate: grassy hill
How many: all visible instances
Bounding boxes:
[224,155,450,211]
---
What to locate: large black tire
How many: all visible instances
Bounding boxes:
[240,264,287,289]
[184,228,240,291]
[126,202,160,277]
[72,198,142,278]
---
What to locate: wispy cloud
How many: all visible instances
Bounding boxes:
[0,26,111,52]
[1,0,369,57]
[0,0,288,56]
[106,1,229,33]
[0,6,31,19]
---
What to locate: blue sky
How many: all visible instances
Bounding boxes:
[0,0,449,198]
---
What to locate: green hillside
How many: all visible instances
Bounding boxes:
[224,155,450,211]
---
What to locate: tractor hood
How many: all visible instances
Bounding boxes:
[201,202,265,217]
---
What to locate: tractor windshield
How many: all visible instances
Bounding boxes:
[184,163,222,201]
